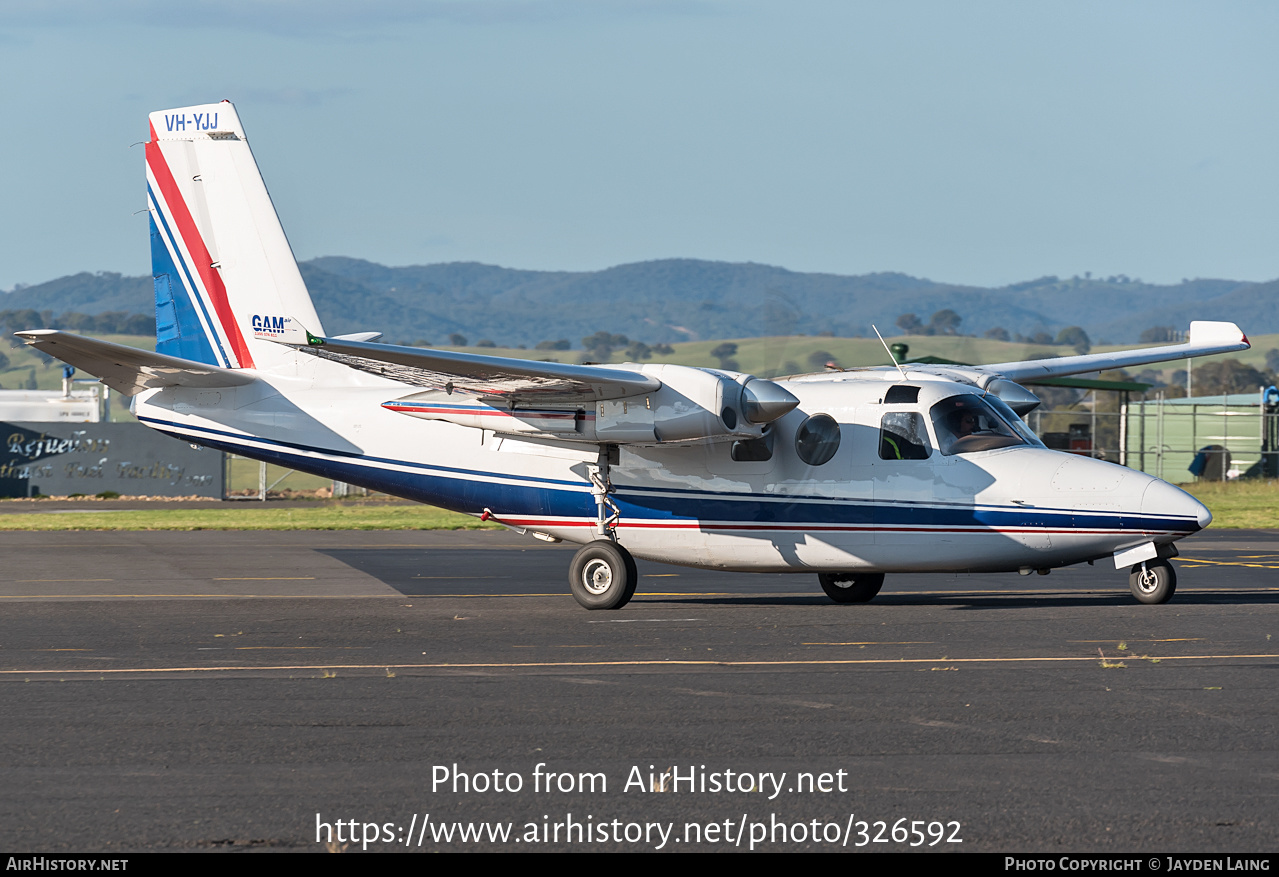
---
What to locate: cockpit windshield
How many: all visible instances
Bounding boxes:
[930,393,1043,456]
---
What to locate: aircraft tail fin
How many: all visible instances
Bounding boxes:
[146,101,324,371]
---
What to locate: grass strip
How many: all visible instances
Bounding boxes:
[0,504,501,531]
[1182,480,1279,530]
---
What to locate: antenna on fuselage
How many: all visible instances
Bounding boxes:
[872,325,909,380]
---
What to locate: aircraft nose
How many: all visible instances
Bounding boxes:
[1142,478,1212,531]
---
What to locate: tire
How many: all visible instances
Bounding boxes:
[621,549,639,604]
[818,572,885,604]
[1129,559,1176,604]
[569,541,637,610]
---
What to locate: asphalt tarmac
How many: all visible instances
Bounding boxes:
[0,527,1276,853]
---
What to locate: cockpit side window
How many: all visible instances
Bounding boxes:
[930,394,1028,456]
[879,412,931,460]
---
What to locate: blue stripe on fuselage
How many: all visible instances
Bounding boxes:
[140,415,1198,535]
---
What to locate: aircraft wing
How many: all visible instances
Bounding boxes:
[283,333,661,403]
[980,321,1250,382]
[16,330,257,396]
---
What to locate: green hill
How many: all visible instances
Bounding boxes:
[4,258,1275,350]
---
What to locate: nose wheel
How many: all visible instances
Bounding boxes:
[1129,559,1176,604]
[569,540,638,610]
[818,572,885,603]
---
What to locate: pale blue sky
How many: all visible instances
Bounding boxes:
[1,1,1276,290]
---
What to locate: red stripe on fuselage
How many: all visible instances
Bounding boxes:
[383,403,588,420]
[146,122,255,369]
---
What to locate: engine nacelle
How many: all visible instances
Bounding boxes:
[384,365,798,445]
[590,365,799,443]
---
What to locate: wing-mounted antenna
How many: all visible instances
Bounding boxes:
[873,325,909,380]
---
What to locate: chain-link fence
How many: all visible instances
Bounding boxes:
[1025,387,1279,484]
[222,454,336,500]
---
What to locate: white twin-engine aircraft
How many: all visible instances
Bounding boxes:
[21,102,1249,609]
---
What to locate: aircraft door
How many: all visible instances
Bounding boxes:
[870,408,937,548]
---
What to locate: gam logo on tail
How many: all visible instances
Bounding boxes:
[251,315,291,339]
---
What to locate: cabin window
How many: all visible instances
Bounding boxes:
[883,385,920,404]
[795,414,841,466]
[930,394,1029,456]
[731,426,775,462]
[879,412,931,460]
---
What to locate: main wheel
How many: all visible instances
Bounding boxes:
[569,541,638,610]
[1129,559,1176,604]
[818,572,885,604]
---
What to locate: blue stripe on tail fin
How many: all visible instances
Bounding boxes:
[149,213,221,365]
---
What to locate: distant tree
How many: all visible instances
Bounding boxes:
[1055,326,1091,354]
[9,309,41,332]
[475,339,496,348]
[448,333,468,347]
[1192,359,1269,397]
[807,350,839,371]
[24,369,36,390]
[895,313,925,335]
[984,327,1011,342]
[1265,349,1279,374]
[1028,331,1054,346]
[1140,326,1178,344]
[59,312,95,332]
[0,351,10,372]
[1134,369,1166,389]
[124,314,153,335]
[535,339,571,351]
[96,311,134,334]
[710,342,739,371]
[625,341,653,361]
[582,331,629,362]
[927,309,962,336]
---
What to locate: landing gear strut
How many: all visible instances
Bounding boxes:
[818,572,885,604]
[1129,559,1176,604]
[568,445,636,610]
[588,445,621,540]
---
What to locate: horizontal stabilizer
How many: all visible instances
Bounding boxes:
[279,332,661,403]
[16,330,257,396]
[983,321,1250,382]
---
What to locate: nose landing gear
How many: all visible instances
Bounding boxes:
[1129,558,1176,604]
[818,572,885,603]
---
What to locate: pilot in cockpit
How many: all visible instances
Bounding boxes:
[931,394,1038,456]
[952,409,980,439]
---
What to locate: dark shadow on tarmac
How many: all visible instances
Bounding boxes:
[626,590,1279,609]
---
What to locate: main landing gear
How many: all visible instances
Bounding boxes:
[1129,558,1176,604]
[567,443,636,610]
[818,572,885,604]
